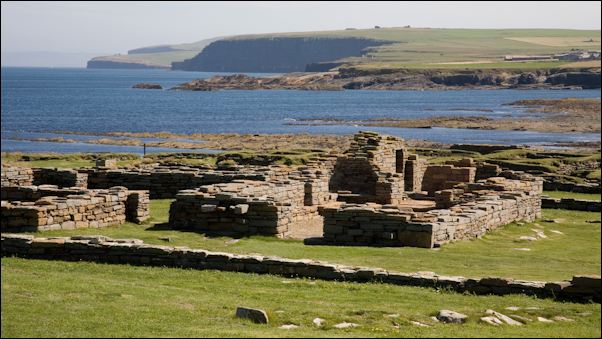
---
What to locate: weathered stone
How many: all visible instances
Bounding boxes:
[485,309,523,326]
[333,322,358,329]
[235,307,269,324]
[436,310,468,324]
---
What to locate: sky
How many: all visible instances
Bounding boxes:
[1,1,601,66]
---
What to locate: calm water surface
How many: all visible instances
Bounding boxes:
[1,67,600,153]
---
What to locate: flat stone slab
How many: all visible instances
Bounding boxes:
[334,322,358,329]
[235,307,269,324]
[436,310,468,324]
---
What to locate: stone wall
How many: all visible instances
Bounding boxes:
[541,197,601,212]
[85,166,268,198]
[1,166,34,187]
[476,162,502,181]
[543,182,601,194]
[320,175,543,248]
[169,180,319,237]
[1,186,149,232]
[1,185,89,201]
[404,155,427,192]
[2,234,598,303]
[32,168,88,188]
[421,165,476,195]
[329,131,406,204]
[126,191,151,223]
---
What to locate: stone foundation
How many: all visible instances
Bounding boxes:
[1,132,551,248]
[1,165,34,186]
[126,191,151,223]
[169,180,321,237]
[541,197,601,212]
[320,175,543,248]
[32,168,88,188]
[421,164,476,196]
[2,234,599,303]
[329,131,406,204]
[1,186,150,232]
[85,166,268,199]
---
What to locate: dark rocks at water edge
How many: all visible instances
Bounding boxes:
[171,68,602,91]
[132,83,163,90]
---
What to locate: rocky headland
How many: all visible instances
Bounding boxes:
[171,67,601,91]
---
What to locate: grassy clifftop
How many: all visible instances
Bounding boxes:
[87,38,219,69]
[88,28,601,71]
[231,27,601,69]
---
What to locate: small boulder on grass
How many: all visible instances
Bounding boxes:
[235,307,269,324]
[436,310,468,324]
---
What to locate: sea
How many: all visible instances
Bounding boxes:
[1,67,600,154]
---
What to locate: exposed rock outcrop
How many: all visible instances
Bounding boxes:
[132,83,163,90]
[171,68,601,91]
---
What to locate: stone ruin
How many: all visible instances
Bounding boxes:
[1,165,149,232]
[1,131,543,248]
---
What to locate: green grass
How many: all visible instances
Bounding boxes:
[1,152,141,169]
[412,148,601,185]
[91,38,217,67]
[543,191,601,201]
[2,258,600,338]
[90,28,600,70]
[22,200,601,282]
[236,27,600,69]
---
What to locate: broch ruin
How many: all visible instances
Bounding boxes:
[2,132,543,248]
[3,132,600,303]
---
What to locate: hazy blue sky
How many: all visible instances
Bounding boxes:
[2,1,601,54]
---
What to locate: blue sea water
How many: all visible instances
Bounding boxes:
[1,67,600,153]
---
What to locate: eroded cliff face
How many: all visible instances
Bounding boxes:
[171,37,393,72]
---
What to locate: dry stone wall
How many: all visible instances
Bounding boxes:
[404,155,427,192]
[126,191,150,223]
[85,166,268,198]
[2,233,599,303]
[1,185,89,201]
[169,180,320,237]
[329,131,406,204]
[421,164,476,195]
[320,175,543,248]
[32,168,88,188]
[541,197,601,212]
[1,166,34,186]
[1,186,150,232]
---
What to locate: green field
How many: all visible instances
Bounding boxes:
[418,148,601,186]
[90,28,601,70]
[2,258,600,338]
[239,27,601,69]
[18,200,601,282]
[90,38,217,67]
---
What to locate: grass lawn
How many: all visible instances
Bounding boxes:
[543,191,601,201]
[19,200,601,282]
[2,258,600,338]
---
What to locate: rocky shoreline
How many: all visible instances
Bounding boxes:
[170,67,601,91]
[287,98,602,134]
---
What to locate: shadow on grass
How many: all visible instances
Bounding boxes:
[147,222,248,240]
